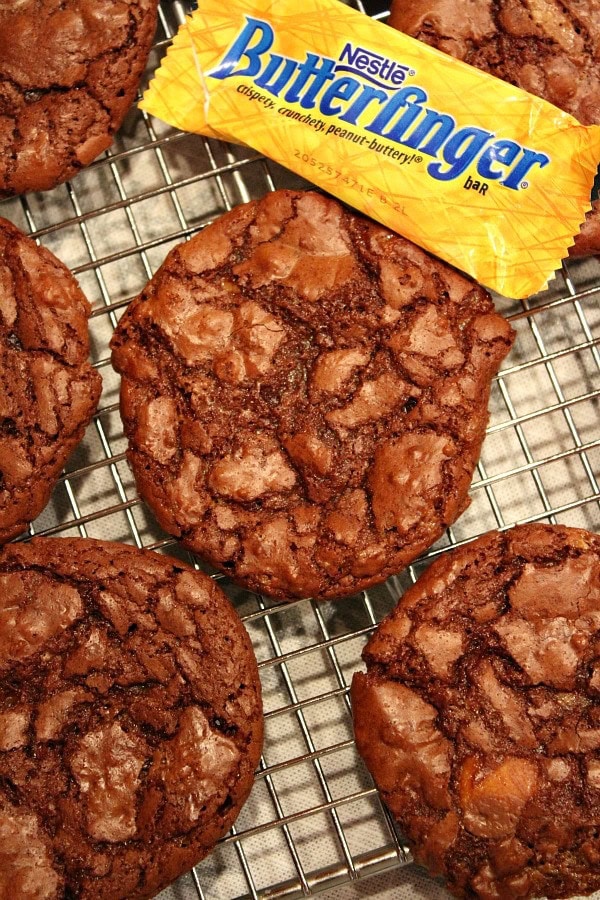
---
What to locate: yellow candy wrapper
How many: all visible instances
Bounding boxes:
[141,0,600,298]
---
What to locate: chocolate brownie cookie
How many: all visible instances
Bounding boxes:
[111,190,514,601]
[0,0,158,196]
[389,0,600,256]
[352,524,600,899]
[0,537,263,900]
[389,0,600,126]
[0,217,102,543]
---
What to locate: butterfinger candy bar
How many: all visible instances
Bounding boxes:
[141,0,600,298]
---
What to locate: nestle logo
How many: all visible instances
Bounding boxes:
[335,42,411,90]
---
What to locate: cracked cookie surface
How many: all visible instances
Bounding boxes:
[352,523,600,900]
[388,0,600,257]
[111,190,514,601]
[0,537,263,900]
[0,0,158,195]
[0,217,102,543]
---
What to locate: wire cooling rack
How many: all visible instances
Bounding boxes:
[1,2,599,898]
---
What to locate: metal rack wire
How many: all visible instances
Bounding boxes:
[1,2,599,898]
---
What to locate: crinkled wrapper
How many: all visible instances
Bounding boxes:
[141,0,600,299]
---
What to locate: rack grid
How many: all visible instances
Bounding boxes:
[1,2,599,898]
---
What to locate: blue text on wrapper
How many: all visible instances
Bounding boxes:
[208,16,551,189]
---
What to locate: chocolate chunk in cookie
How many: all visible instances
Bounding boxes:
[111,190,514,601]
[352,523,600,900]
[0,217,102,543]
[0,0,158,196]
[0,537,263,900]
